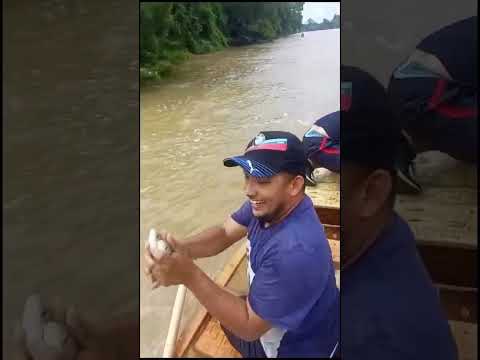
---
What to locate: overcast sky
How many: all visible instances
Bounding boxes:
[302,2,340,24]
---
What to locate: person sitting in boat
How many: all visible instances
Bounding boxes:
[387,16,477,194]
[341,65,458,360]
[302,111,340,186]
[144,131,340,358]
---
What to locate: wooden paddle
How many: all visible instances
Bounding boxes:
[163,284,187,357]
[148,228,187,358]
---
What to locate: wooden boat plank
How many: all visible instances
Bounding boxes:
[324,224,340,241]
[305,173,340,210]
[395,152,477,248]
[328,238,340,269]
[176,241,247,357]
[179,310,209,358]
[193,317,241,358]
[396,188,477,248]
[417,242,477,288]
[437,285,477,324]
[307,188,340,209]
[315,207,340,227]
[449,321,477,360]
[224,256,248,296]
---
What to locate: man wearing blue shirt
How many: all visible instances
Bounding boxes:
[145,131,340,358]
[341,65,458,360]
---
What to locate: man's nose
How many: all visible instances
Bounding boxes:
[245,177,257,198]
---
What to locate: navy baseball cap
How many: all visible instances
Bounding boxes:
[341,65,401,170]
[224,131,307,178]
[313,111,340,141]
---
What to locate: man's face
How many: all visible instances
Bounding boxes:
[243,171,298,223]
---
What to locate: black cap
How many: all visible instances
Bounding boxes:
[224,131,306,177]
[341,65,401,170]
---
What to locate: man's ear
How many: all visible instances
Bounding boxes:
[359,169,393,218]
[289,175,305,196]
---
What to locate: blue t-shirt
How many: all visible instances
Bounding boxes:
[232,195,339,358]
[342,213,458,359]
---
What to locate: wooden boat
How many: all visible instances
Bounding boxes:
[174,173,340,358]
[174,160,477,358]
[394,152,477,360]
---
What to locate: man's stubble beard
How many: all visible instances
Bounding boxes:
[256,201,287,224]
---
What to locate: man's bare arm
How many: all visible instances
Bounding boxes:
[185,265,271,341]
[175,216,247,259]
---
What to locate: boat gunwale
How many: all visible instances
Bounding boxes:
[175,243,247,357]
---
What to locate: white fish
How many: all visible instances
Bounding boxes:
[148,229,173,259]
[22,294,78,360]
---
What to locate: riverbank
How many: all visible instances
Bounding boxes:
[139,35,280,86]
[140,3,305,84]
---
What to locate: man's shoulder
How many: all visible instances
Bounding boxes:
[257,197,327,256]
[275,213,325,245]
[285,197,323,228]
[268,222,330,269]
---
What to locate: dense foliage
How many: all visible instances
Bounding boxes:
[140,2,304,82]
[302,14,340,32]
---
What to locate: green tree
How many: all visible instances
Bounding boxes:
[140,2,305,83]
